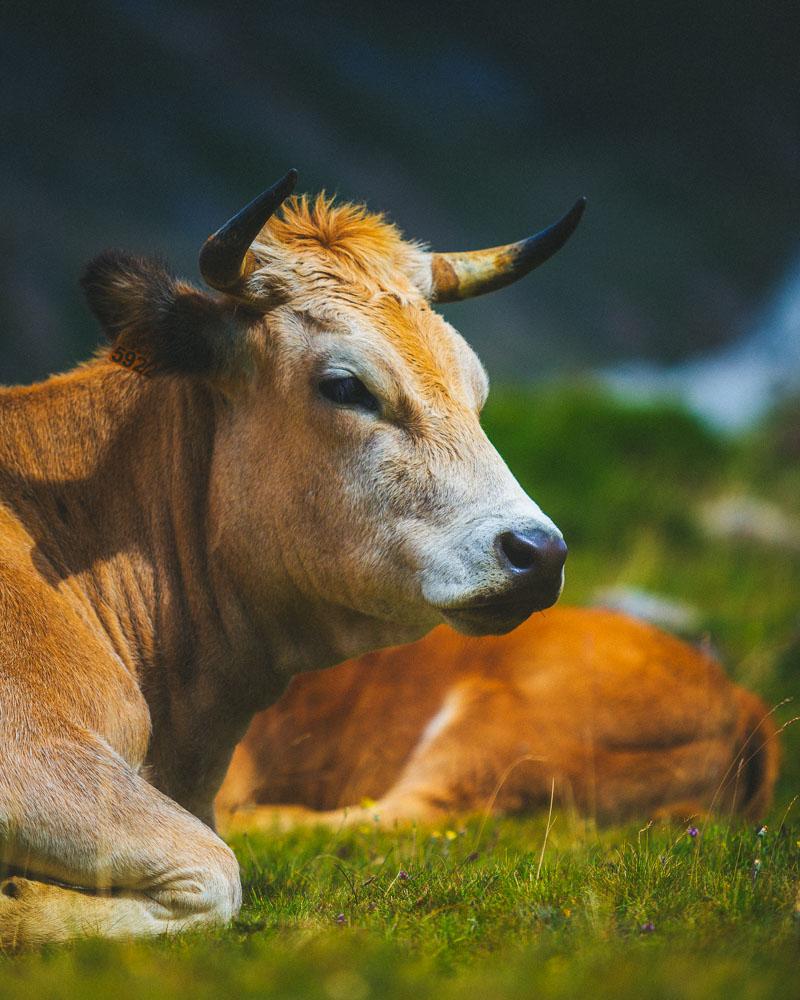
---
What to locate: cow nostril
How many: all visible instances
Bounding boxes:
[498,530,539,571]
[497,529,567,575]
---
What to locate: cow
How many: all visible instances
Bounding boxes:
[0,170,584,946]
[216,608,779,831]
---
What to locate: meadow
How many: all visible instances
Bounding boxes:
[2,385,798,997]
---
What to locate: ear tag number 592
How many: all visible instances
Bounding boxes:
[110,347,157,376]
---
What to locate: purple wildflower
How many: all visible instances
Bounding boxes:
[398,870,409,881]
[640,921,656,933]
[688,825,699,839]
[335,913,346,925]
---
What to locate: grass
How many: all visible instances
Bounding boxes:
[4,820,800,998]
[2,384,799,996]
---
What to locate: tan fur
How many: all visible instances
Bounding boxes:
[0,191,569,946]
[250,194,435,303]
[217,609,779,830]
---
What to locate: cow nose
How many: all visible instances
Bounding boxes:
[497,529,567,577]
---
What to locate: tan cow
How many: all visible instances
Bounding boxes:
[217,608,778,830]
[0,171,584,946]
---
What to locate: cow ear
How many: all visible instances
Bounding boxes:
[81,251,241,377]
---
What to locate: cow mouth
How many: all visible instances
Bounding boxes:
[438,587,560,637]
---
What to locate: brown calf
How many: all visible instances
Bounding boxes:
[217,608,778,829]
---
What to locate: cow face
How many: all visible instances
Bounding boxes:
[83,176,583,645]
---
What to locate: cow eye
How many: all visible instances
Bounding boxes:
[318,375,379,413]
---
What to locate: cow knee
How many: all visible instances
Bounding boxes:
[206,841,242,923]
[156,839,242,926]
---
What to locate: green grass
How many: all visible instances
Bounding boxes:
[4,820,800,998]
[3,384,800,996]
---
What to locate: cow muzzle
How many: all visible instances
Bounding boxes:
[438,527,567,636]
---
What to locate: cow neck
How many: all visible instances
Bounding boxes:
[0,362,283,709]
[0,361,429,744]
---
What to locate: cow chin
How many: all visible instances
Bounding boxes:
[439,588,561,637]
[441,607,532,637]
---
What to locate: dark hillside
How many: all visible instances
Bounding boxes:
[1,1,798,384]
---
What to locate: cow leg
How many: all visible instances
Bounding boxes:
[219,678,536,832]
[218,796,444,833]
[0,730,240,948]
[326,677,543,825]
[218,803,357,833]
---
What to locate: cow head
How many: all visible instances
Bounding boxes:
[82,171,584,644]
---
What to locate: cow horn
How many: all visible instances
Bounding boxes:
[430,197,586,303]
[199,169,299,293]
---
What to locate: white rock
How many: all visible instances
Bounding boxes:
[592,587,702,634]
[700,495,800,550]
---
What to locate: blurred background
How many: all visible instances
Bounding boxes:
[1,0,799,415]
[1,1,799,790]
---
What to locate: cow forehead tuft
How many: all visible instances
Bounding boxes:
[251,193,431,300]
[271,193,406,259]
